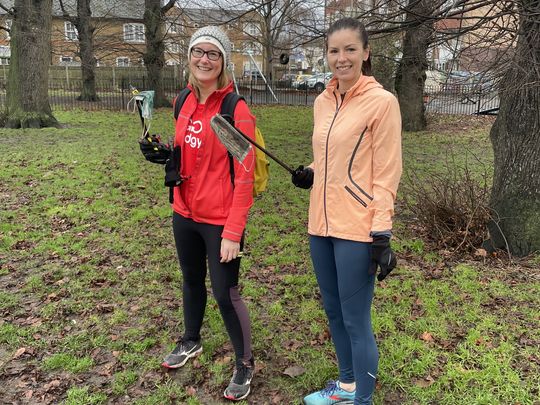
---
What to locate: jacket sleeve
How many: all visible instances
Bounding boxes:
[370,94,402,233]
[221,100,256,242]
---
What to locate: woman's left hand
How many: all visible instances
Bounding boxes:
[220,238,241,263]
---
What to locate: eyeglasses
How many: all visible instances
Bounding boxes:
[190,47,222,61]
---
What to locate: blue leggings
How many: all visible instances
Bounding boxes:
[310,235,377,405]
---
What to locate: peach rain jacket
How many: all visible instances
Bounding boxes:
[308,75,402,242]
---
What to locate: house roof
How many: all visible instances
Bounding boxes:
[1,0,244,23]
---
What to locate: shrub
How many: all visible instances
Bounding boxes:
[402,152,492,254]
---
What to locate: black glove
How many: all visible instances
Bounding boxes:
[369,235,397,281]
[139,134,171,164]
[291,165,314,189]
[164,145,182,187]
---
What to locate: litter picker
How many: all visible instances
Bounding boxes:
[210,114,295,174]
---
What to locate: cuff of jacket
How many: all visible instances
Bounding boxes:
[221,227,244,243]
[370,230,392,239]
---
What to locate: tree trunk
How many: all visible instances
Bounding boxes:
[6,0,59,128]
[394,0,434,132]
[143,0,172,108]
[76,0,98,101]
[487,0,540,256]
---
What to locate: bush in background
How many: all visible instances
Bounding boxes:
[402,152,493,254]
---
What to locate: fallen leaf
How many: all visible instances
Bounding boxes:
[24,390,33,399]
[272,394,283,403]
[420,332,434,342]
[215,356,232,365]
[475,248,487,257]
[186,386,197,396]
[283,365,305,377]
[13,347,26,359]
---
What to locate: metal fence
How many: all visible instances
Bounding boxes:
[0,79,499,115]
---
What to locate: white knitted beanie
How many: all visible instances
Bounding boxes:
[188,26,231,68]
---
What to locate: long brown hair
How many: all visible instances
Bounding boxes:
[326,17,372,76]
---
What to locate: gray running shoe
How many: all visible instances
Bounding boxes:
[223,359,255,401]
[161,339,202,369]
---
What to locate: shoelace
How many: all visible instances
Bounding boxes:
[320,380,339,396]
[233,363,253,384]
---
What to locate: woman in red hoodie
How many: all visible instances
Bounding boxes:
[161,26,256,402]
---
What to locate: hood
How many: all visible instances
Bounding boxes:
[325,74,382,98]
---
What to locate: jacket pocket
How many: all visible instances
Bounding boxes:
[344,185,368,208]
[346,126,374,204]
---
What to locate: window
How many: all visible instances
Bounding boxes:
[243,22,258,37]
[65,22,78,41]
[116,57,130,67]
[243,41,262,55]
[5,19,12,40]
[60,56,73,64]
[123,23,145,43]
[0,57,9,65]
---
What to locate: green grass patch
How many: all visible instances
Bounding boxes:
[0,109,537,404]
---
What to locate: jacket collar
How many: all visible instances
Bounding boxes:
[325,74,382,100]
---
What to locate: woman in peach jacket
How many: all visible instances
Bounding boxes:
[291,17,402,405]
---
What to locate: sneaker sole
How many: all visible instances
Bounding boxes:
[223,386,251,401]
[161,346,202,369]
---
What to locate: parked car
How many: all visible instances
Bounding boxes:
[244,70,265,81]
[306,72,333,93]
[442,70,495,95]
[276,73,297,88]
[292,74,312,90]
[424,70,446,94]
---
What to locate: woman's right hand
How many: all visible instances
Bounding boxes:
[291,165,314,189]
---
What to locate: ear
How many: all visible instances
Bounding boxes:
[363,47,370,62]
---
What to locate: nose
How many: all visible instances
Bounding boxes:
[337,50,347,61]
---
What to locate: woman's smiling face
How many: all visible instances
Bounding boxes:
[189,42,223,85]
[327,28,369,93]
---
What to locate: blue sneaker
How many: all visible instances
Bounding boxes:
[303,380,355,404]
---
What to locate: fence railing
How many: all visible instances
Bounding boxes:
[0,79,499,115]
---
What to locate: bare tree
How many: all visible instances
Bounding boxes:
[3,0,59,128]
[59,0,99,101]
[487,0,540,256]
[394,0,436,131]
[143,0,176,108]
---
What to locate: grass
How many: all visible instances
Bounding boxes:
[0,108,538,404]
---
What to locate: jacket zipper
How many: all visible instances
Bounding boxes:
[345,126,373,206]
[323,93,342,236]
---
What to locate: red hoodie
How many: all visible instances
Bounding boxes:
[172,82,256,242]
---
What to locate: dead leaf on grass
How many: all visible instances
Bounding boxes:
[215,356,232,365]
[271,393,283,403]
[186,386,197,396]
[283,365,305,377]
[43,380,61,392]
[414,375,435,387]
[13,347,26,359]
[420,332,434,342]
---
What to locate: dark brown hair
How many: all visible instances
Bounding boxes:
[326,17,372,76]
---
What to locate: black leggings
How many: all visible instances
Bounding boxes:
[172,212,252,366]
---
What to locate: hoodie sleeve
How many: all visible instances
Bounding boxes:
[221,100,256,242]
[370,93,402,233]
